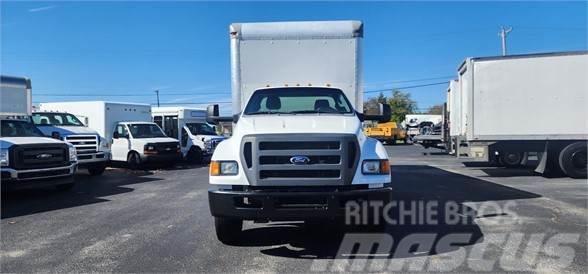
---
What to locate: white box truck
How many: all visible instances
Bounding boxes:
[151,107,225,163]
[38,101,181,169]
[206,21,392,244]
[1,76,78,190]
[32,106,111,175]
[456,51,587,178]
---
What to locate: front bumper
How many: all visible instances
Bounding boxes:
[142,153,181,163]
[1,164,77,189]
[77,152,110,166]
[208,185,392,221]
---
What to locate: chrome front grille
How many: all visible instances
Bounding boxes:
[241,134,359,186]
[64,135,98,155]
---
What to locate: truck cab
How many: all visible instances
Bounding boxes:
[152,107,225,163]
[31,111,110,175]
[207,21,392,244]
[111,121,180,169]
[1,76,78,190]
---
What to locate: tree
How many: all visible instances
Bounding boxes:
[425,104,444,115]
[364,92,388,115]
[387,90,417,122]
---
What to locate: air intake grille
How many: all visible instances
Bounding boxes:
[241,134,359,186]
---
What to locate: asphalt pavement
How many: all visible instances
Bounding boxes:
[1,145,586,273]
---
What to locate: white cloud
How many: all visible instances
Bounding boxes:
[28,5,56,13]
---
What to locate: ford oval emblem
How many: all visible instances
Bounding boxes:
[290,156,310,165]
[36,153,53,160]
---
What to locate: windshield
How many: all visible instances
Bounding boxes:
[186,123,217,136]
[243,88,353,115]
[128,124,167,139]
[1,120,45,137]
[32,113,84,126]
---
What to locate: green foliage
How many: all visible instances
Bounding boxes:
[387,90,418,122]
[364,90,418,123]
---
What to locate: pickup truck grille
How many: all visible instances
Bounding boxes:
[241,134,359,186]
[10,144,70,170]
[153,142,179,155]
[64,135,98,155]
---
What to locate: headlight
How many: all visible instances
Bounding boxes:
[210,161,238,176]
[361,159,390,175]
[100,137,110,149]
[0,149,9,167]
[68,145,77,162]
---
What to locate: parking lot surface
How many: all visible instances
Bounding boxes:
[1,145,586,273]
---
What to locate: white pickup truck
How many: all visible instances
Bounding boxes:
[206,21,392,244]
[32,110,110,175]
[1,76,78,190]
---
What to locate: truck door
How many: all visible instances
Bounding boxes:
[111,124,130,161]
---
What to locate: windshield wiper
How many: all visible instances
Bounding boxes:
[246,111,288,115]
[288,110,343,114]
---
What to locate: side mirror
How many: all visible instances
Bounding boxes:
[232,114,240,123]
[51,131,61,140]
[113,132,120,139]
[359,103,392,123]
[379,104,392,123]
[206,104,220,124]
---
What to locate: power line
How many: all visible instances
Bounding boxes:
[364,81,449,94]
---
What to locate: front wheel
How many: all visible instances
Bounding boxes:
[500,151,525,168]
[214,217,242,245]
[127,152,142,170]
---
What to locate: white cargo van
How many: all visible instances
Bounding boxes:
[206,21,392,244]
[151,107,225,163]
[32,107,110,175]
[38,101,180,169]
[454,51,587,178]
[1,76,77,190]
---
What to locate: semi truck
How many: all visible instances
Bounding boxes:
[451,51,587,178]
[206,21,392,244]
[38,102,181,169]
[1,76,78,190]
[32,108,111,175]
[151,107,225,163]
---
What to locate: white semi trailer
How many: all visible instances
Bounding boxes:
[454,51,587,178]
[206,21,392,244]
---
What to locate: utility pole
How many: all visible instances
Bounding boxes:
[498,26,513,56]
[154,90,160,107]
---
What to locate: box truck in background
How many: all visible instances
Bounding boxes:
[206,21,392,244]
[33,106,111,175]
[38,101,180,169]
[1,76,77,190]
[455,51,587,178]
[152,107,225,163]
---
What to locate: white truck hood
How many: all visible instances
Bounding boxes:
[236,115,361,135]
[37,125,99,136]
[1,137,66,149]
[133,137,179,143]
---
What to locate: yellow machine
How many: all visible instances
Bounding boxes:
[364,122,407,145]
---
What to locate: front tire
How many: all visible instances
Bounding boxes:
[214,217,242,244]
[188,147,203,164]
[127,151,142,170]
[559,142,587,179]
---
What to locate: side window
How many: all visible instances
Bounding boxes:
[116,125,129,138]
[181,128,188,147]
